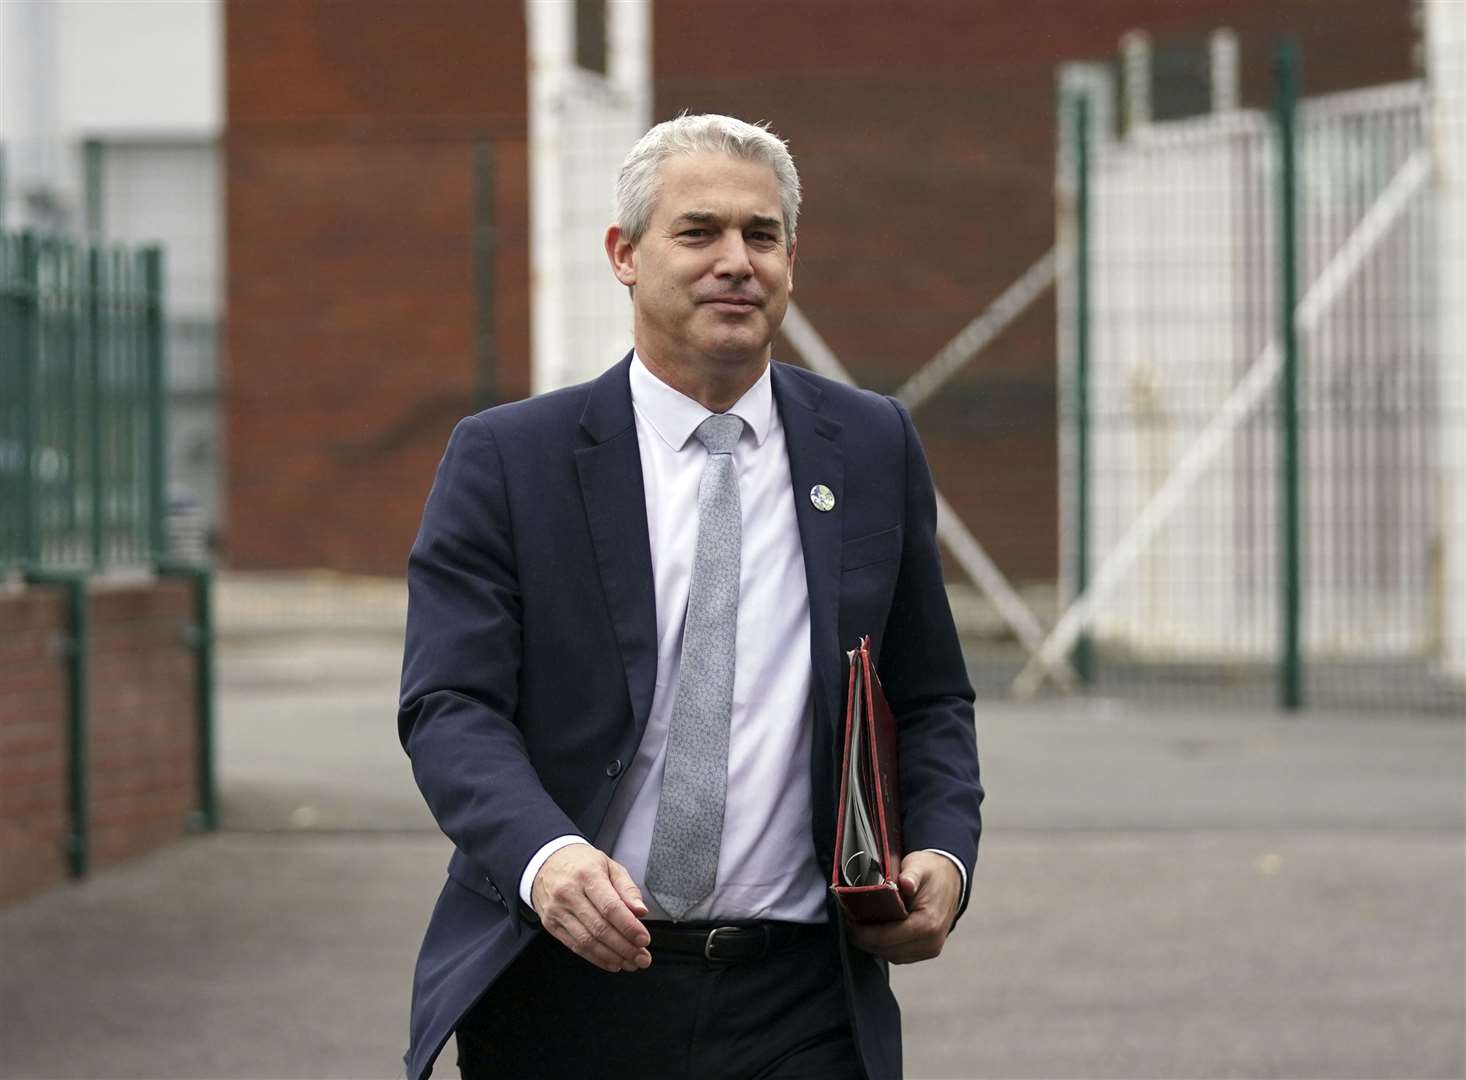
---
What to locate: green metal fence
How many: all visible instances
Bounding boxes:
[0,229,168,574]
[1048,40,1465,713]
[1,228,218,867]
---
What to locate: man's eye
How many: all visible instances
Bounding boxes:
[681,228,709,238]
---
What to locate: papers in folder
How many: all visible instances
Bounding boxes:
[830,636,908,923]
[839,671,882,887]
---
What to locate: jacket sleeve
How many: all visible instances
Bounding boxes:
[879,396,984,919]
[398,414,580,921]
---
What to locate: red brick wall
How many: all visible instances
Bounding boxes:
[653,0,1416,581]
[221,0,1413,580]
[89,581,200,869]
[0,580,199,906]
[224,0,531,572]
[0,590,69,903]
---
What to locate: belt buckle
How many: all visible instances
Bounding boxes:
[703,925,738,963]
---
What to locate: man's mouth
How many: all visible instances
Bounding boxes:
[701,295,761,309]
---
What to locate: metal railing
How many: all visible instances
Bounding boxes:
[1,229,217,871]
[0,229,168,574]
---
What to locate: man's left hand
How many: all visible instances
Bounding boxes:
[846,851,962,964]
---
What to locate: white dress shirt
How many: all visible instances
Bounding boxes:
[519,355,965,919]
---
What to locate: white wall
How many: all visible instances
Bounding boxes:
[59,0,222,135]
[0,0,222,230]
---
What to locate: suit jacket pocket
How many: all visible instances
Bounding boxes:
[842,525,901,572]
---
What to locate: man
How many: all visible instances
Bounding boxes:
[399,113,982,1080]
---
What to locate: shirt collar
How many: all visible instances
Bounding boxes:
[629,352,773,451]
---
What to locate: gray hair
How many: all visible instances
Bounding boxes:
[614,113,802,247]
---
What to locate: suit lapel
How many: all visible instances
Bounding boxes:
[771,362,845,737]
[575,355,658,737]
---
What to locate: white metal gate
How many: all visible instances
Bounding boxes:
[1076,84,1436,661]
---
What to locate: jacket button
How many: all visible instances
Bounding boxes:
[606,758,623,778]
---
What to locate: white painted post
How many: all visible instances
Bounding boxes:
[527,0,574,395]
[1425,0,1466,681]
[1210,29,1240,113]
[1121,31,1152,135]
[0,0,64,229]
[528,0,652,395]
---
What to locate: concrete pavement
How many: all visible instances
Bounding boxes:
[0,572,1461,1079]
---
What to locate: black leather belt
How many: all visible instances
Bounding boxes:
[644,921,826,963]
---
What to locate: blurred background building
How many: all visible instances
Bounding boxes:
[219,0,1420,586]
[216,0,1458,709]
[0,0,224,539]
[2,0,1447,590]
[1,1,223,902]
[7,0,1432,598]
[2,0,1462,902]
[1,11,1461,1077]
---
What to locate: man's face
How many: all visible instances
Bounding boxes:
[608,151,795,372]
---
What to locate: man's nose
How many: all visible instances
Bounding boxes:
[712,232,753,278]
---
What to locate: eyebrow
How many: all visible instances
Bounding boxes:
[672,210,784,236]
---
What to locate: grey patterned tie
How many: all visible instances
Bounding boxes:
[644,412,745,920]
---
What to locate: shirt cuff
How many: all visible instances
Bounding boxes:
[920,848,969,909]
[519,835,592,910]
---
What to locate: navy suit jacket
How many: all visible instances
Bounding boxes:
[398,354,983,1080]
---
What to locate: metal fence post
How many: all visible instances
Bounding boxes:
[156,560,217,832]
[25,570,91,878]
[60,244,81,547]
[143,246,168,562]
[63,574,89,876]
[192,566,217,830]
[88,246,105,567]
[1073,94,1095,685]
[473,138,498,411]
[83,138,105,239]
[1275,41,1304,710]
[17,232,39,568]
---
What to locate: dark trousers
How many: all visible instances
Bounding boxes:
[455,922,863,1080]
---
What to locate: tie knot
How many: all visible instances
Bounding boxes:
[694,413,743,455]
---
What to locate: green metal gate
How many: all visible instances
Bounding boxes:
[0,230,166,573]
[1,228,217,874]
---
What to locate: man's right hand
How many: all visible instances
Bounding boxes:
[531,845,652,972]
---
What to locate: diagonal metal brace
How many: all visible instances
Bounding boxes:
[893,248,1058,413]
[780,302,1076,691]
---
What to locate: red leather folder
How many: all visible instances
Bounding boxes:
[830,636,908,923]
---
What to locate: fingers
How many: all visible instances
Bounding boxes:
[847,909,947,964]
[897,868,921,902]
[532,847,651,973]
[848,853,964,964]
[545,908,650,972]
[546,910,641,971]
[583,873,651,953]
[607,858,650,919]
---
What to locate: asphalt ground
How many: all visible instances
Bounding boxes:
[1,573,1462,1079]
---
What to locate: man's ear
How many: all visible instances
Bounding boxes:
[606,225,637,287]
[786,238,797,294]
